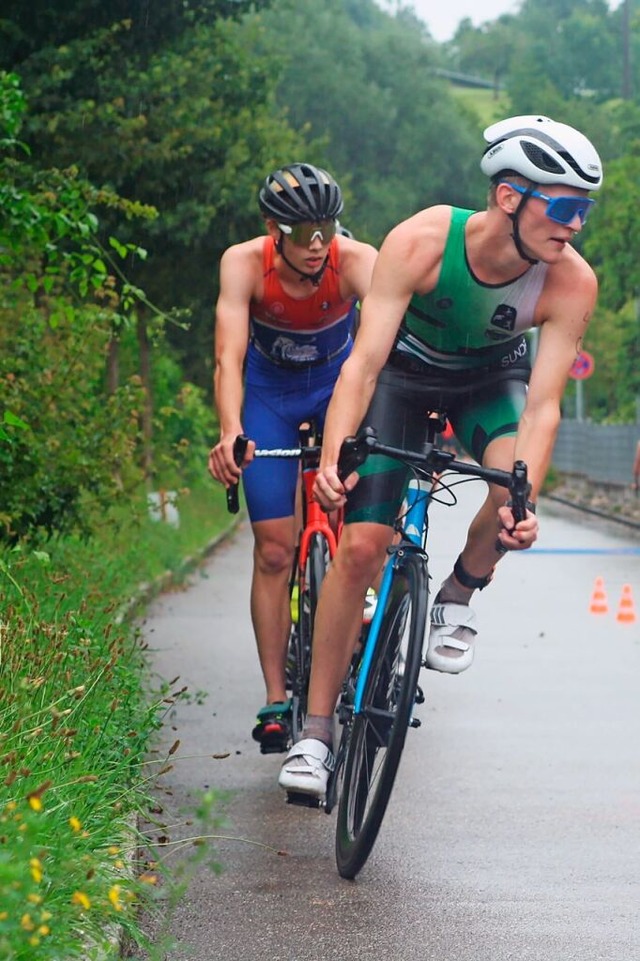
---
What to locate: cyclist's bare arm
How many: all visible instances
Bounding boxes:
[315,208,450,509]
[514,251,597,498]
[209,242,260,487]
[494,252,597,549]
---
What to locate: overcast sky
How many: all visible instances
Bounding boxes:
[376,0,622,43]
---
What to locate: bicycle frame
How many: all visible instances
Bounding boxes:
[298,449,342,571]
[353,476,429,714]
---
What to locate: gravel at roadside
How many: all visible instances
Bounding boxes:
[546,474,640,527]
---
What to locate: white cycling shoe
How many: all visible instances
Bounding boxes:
[425,602,477,674]
[278,738,335,798]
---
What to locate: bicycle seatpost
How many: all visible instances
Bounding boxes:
[226,434,250,514]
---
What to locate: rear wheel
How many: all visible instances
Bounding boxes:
[290,532,330,741]
[335,551,428,879]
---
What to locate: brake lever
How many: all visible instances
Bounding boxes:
[226,434,250,514]
[337,426,378,482]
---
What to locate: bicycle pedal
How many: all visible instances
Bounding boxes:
[285,791,323,809]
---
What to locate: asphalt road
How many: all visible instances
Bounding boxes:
[134,480,640,961]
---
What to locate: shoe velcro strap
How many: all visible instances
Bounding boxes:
[430,602,477,632]
[286,739,335,771]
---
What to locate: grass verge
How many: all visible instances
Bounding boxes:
[0,480,231,960]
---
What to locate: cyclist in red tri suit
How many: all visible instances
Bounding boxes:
[208,163,377,753]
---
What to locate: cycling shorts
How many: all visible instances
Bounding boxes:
[242,342,351,522]
[345,347,530,526]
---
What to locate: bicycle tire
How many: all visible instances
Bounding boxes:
[290,532,330,741]
[335,550,428,879]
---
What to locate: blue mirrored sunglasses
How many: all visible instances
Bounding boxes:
[503,182,595,226]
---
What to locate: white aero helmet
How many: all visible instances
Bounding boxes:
[481,115,603,190]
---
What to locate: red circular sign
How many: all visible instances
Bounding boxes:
[569,350,595,380]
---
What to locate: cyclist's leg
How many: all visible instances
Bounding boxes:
[427,376,528,672]
[242,381,306,748]
[279,366,429,795]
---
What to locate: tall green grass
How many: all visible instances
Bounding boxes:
[0,481,230,960]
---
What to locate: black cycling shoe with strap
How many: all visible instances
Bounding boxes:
[251,700,292,754]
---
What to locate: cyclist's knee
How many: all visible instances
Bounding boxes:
[336,524,391,582]
[252,521,295,576]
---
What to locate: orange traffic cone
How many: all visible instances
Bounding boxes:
[616,584,637,624]
[589,576,609,615]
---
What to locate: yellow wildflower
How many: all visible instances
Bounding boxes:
[69,816,82,833]
[27,893,42,904]
[21,914,35,931]
[0,911,8,920]
[29,858,43,883]
[108,845,120,855]
[28,796,43,812]
[38,925,50,936]
[71,891,91,910]
[108,885,123,911]
[28,936,40,947]
[40,910,52,923]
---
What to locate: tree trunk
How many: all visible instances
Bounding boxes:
[137,312,154,482]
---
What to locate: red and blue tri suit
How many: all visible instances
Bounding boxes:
[243,237,357,521]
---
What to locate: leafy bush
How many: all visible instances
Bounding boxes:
[0,296,145,542]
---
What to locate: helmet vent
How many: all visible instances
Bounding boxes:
[521,141,565,175]
[557,150,602,186]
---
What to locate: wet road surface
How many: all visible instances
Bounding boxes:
[135,482,640,961]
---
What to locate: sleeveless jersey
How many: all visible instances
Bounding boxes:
[249,238,355,366]
[395,207,548,371]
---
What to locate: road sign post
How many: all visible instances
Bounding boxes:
[569,350,595,422]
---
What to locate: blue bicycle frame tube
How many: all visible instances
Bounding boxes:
[353,478,431,713]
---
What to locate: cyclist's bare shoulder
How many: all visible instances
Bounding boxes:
[379,204,452,294]
[218,236,265,298]
[335,235,378,301]
[220,235,264,272]
[539,244,598,322]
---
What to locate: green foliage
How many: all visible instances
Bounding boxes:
[514,0,619,103]
[249,0,484,243]
[584,144,640,310]
[580,301,640,422]
[0,296,146,541]
[5,8,307,387]
[0,479,230,959]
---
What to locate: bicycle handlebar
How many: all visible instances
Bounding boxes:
[225,435,323,514]
[338,426,531,522]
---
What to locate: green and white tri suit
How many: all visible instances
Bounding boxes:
[346,207,548,526]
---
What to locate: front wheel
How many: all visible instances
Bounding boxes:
[335,551,428,879]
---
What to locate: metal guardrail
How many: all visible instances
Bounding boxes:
[552,420,639,486]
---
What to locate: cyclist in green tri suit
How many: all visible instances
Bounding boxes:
[278,115,603,799]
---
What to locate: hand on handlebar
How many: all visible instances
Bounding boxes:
[496,503,538,552]
[208,434,255,487]
[313,464,359,511]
